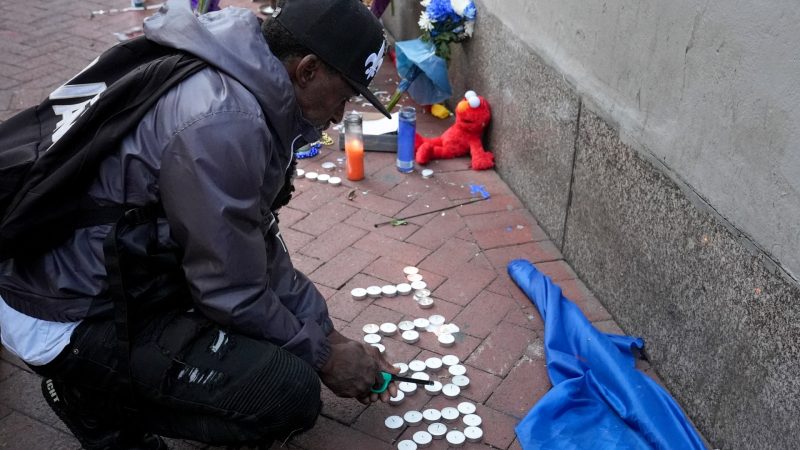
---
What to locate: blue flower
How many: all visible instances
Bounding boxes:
[427,0,458,22]
[418,0,476,61]
[462,3,476,20]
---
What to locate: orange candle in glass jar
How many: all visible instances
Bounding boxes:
[345,138,364,181]
[343,111,364,181]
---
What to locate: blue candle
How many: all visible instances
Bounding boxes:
[396,107,416,173]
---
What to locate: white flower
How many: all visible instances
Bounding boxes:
[418,12,434,31]
[450,0,471,16]
[464,20,474,37]
[420,0,431,7]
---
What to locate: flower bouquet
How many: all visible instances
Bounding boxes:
[418,0,476,62]
[385,0,477,111]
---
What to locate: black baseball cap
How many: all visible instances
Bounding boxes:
[274,0,391,118]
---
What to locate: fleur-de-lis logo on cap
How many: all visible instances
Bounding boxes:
[364,40,386,80]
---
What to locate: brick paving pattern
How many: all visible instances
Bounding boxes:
[0,1,675,449]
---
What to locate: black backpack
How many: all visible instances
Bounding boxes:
[0,36,207,261]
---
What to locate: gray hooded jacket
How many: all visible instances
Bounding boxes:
[0,0,333,369]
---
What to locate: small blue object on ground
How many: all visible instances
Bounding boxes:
[469,184,490,199]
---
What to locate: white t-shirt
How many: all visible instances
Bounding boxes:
[0,294,79,366]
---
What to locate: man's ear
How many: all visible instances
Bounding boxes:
[294,54,323,88]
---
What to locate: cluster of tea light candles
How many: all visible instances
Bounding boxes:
[370,324,483,448]
[357,280,483,448]
[351,266,435,310]
[361,315,459,353]
[296,161,342,186]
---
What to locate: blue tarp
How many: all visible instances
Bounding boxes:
[507,259,706,450]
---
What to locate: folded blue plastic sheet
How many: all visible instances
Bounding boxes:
[394,39,453,106]
[507,259,706,450]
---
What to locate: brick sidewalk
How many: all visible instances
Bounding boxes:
[0,1,665,449]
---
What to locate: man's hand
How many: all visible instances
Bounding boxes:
[320,330,399,403]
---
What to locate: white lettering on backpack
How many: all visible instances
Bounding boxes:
[50,94,103,144]
[47,56,107,146]
[49,82,107,101]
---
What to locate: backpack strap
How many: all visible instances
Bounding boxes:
[102,203,165,420]
[71,197,127,229]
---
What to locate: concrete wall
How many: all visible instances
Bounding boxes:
[380,0,424,42]
[442,1,800,448]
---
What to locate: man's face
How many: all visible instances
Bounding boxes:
[295,62,358,130]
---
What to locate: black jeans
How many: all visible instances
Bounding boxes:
[32,310,322,447]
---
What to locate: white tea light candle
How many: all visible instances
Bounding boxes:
[397,440,417,450]
[351,288,367,300]
[403,266,419,275]
[442,383,461,399]
[411,372,430,381]
[363,333,381,344]
[398,382,418,395]
[428,315,445,326]
[441,354,460,366]
[401,330,420,344]
[440,407,459,423]
[380,322,398,336]
[408,360,427,372]
[452,375,470,389]
[464,426,483,443]
[445,430,466,447]
[422,408,442,423]
[389,390,405,405]
[423,380,442,395]
[424,357,443,372]
[457,401,476,415]
[393,362,409,375]
[438,333,455,347]
[412,431,432,448]
[396,283,413,295]
[362,323,379,334]
[410,280,427,290]
[462,414,482,427]
[384,415,404,429]
[403,410,423,427]
[381,285,398,297]
[366,286,382,298]
[398,320,415,331]
[406,273,423,283]
[448,364,467,376]
[428,422,447,439]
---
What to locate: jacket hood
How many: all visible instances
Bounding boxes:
[142,0,319,149]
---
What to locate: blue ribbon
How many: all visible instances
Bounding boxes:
[469,184,490,199]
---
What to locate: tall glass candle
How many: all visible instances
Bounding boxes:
[344,112,364,181]
[396,106,416,173]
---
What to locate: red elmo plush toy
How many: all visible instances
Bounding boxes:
[415,91,494,170]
